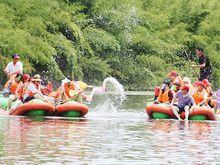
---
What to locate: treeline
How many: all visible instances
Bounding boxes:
[0,0,219,90]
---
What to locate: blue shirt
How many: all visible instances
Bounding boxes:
[175,90,195,107]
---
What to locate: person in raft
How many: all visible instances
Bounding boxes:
[54,78,82,104]
[182,77,194,95]
[192,82,208,106]
[192,47,213,81]
[9,73,31,110]
[22,75,50,103]
[155,79,174,104]
[31,74,53,96]
[168,71,184,88]
[4,54,23,79]
[55,78,94,105]
[41,80,53,96]
[3,73,23,111]
[170,85,196,121]
[202,79,217,110]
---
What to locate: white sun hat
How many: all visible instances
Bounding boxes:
[183,77,191,84]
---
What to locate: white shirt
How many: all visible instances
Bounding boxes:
[5,61,23,75]
[23,83,38,100]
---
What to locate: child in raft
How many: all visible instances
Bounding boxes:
[170,85,196,121]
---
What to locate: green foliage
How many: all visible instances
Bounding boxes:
[80,57,110,84]
[0,0,219,90]
[84,27,120,57]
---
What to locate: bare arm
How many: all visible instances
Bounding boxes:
[192,63,206,69]
[170,95,177,107]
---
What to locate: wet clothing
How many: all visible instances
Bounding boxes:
[175,90,195,108]
[198,54,212,81]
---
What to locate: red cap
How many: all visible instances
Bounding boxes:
[182,85,189,92]
[193,81,199,86]
[202,79,211,86]
[170,71,177,77]
[23,74,30,81]
[198,82,206,88]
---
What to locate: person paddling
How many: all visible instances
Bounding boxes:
[4,54,23,79]
[170,85,196,121]
[192,48,213,81]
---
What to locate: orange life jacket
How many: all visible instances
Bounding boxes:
[4,79,19,94]
[10,81,20,94]
[192,91,206,105]
[64,82,75,98]
[158,90,171,103]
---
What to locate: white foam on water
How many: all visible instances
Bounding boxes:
[89,77,125,114]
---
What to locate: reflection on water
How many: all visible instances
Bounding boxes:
[0,95,219,164]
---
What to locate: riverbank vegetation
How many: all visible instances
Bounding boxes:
[0,0,219,90]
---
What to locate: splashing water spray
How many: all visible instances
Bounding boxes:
[90,77,125,113]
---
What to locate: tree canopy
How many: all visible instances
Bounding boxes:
[0,0,219,90]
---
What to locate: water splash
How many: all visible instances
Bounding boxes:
[124,5,139,43]
[90,77,125,113]
[102,77,125,102]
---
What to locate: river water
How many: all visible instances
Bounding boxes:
[0,94,219,164]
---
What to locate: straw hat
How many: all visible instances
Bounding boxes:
[31,74,42,82]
